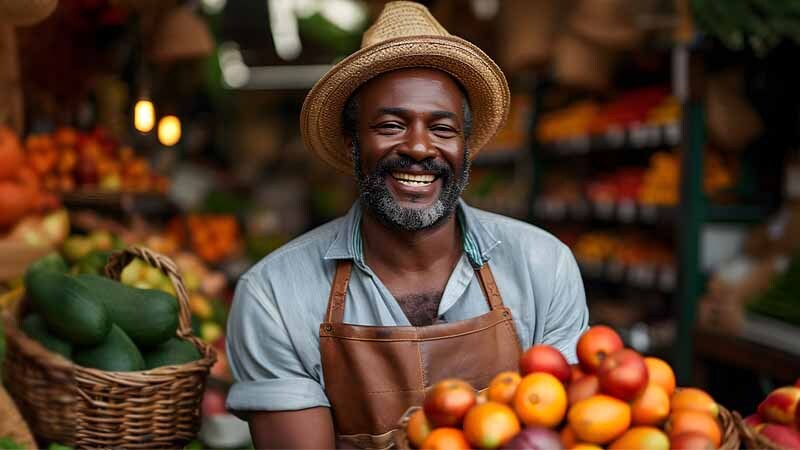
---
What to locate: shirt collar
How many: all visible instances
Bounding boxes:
[323,199,501,268]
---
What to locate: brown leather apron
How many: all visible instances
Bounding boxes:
[320,259,522,449]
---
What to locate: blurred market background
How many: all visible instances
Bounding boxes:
[1,0,799,448]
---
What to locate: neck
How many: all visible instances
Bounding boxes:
[360,206,462,273]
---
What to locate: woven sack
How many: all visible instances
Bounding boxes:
[0,0,58,26]
[2,246,216,448]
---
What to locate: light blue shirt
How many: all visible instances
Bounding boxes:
[226,200,588,414]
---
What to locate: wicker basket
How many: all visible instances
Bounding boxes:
[733,410,785,450]
[394,404,741,449]
[2,246,217,449]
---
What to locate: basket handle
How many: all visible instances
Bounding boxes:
[104,246,193,338]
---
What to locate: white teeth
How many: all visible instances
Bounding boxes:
[392,172,436,183]
[397,179,431,186]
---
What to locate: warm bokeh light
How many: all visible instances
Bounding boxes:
[158,115,181,146]
[134,99,156,133]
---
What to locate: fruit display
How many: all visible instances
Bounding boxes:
[165,214,243,264]
[738,383,800,450]
[570,231,675,282]
[401,325,733,450]
[19,253,199,372]
[537,88,680,143]
[23,126,169,194]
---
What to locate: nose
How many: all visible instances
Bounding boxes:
[397,122,437,161]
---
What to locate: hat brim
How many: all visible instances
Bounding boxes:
[301,35,510,173]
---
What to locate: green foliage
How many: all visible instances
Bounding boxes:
[692,0,800,55]
[0,437,23,450]
[747,255,800,325]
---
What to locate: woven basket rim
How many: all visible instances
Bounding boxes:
[733,410,785,450]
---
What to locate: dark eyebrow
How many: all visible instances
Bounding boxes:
[430,110,457,120]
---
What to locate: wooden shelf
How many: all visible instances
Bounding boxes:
[579,260,677,293]
[61,191,175,216]
[694,314,800,382]
[534,199,676,225]
[540,123,681,157]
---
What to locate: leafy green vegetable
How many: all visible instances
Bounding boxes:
[747,255,800,325]
[0,436,23,450]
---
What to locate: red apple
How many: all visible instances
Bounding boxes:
[423,379,476,427]
[758,424,800,450]
[758,386,800,426]
[202,388,227,416]
[743,414,764,428]
[519,344,571,384]
[597,348,648,401]
[567,374,599,406]
[576,325,624,373]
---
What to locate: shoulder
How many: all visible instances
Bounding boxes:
[468,206,571,258]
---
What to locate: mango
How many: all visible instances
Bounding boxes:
[609,427,668,450]
[758,386,800,426]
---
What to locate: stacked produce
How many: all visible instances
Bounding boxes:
[19,253,200,371]
[165,214,243,264]
[739,381,800,450]
[0,126,63,231]
[22,126,169,194]
[537,88,679,143]
[403,326,728,450]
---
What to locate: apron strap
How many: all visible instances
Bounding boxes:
[475,263,504,310]
[326,259,353,323]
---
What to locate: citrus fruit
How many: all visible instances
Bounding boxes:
[424,379,477,427]
[670,388,719,418]
[665,410,722,448]
[513,372,567,427]
[644,357,676,396]
[572,444,604,450]
[631,383,670,426]
[406,409,432,448]
[421,428,471,450]
[568,394,631,444]
[463,402,521,449]
[487,371,521,405]
[608,426,669,450]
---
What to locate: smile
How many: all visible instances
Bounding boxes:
[391,172,438,186]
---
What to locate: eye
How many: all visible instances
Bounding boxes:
[431,125,458,138]
[373,122,405,134]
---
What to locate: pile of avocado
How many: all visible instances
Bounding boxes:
[21,253,201,372]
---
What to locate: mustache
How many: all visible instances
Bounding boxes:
[372,155,452,177]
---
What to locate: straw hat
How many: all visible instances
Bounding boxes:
[0,0,58,26]
[301,1,510,173]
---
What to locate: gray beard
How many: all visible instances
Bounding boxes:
[353,140,470,232]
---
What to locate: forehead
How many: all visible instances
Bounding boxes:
[357,68,464,113]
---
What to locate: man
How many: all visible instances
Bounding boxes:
[226,2,588,448]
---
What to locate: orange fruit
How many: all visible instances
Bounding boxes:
[670,388,719,418]
[513,372,567,427]
[644,357,676,396]
[487,371,521,405]
[572,445,604,450]
[609,426,669,450]
[561,426,578,448]
[568,395,631,444]
[406,409,432,448]
[631,384,671,426]
[665,410,722,448]
[463,401,521,449]
[421,428,471,450]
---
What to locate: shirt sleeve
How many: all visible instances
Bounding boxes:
[541,244,589,364]
[225,276,330,416]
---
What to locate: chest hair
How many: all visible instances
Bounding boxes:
[395,291,443,327]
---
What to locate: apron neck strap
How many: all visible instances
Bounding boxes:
[475,263,504,310]
[326,259,353,323]
[324,259,506,324]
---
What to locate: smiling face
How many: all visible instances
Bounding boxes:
[346,68,471,231]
